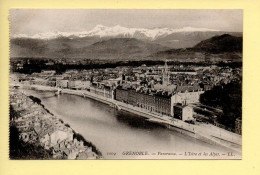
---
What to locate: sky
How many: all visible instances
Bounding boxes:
[10,9,243,36]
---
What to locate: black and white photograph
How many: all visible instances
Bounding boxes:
[9,9,242,160]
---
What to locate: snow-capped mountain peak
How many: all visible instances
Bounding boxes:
[86,24,136,38]
[12,25,220,40]
[92,24,107,31]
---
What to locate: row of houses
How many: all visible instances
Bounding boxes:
[115,87,172,116]
[55,76,202,121]
[114,85,198,121]
[56,79,91,90]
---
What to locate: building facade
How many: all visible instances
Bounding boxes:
[56,79,69,88]
[89,83,113,98]
[115,87,172,116]
[172,86,204,104]
[174,104,194,121]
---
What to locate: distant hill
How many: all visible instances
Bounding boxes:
[152,31,242,49]
[80,38,169,60]
[193,34,242,53]
[152,34,242,61]
[10,38,169,60]
[10,36,102,58]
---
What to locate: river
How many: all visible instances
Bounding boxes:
[25,90,241,159]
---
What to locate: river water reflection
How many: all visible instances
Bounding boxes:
[26,90,241,159]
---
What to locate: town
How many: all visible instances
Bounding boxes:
[10,59,242,135]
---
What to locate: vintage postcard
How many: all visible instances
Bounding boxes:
[9,9,242,160]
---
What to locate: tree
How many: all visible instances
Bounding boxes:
[200,81,242,128]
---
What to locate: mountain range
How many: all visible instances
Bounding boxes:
[12,24,221,40]
[10,25,242,60]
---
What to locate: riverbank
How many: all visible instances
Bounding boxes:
[9,87,103,159]
[20,83,241,153]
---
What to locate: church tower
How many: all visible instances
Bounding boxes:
[162,59,169,86]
